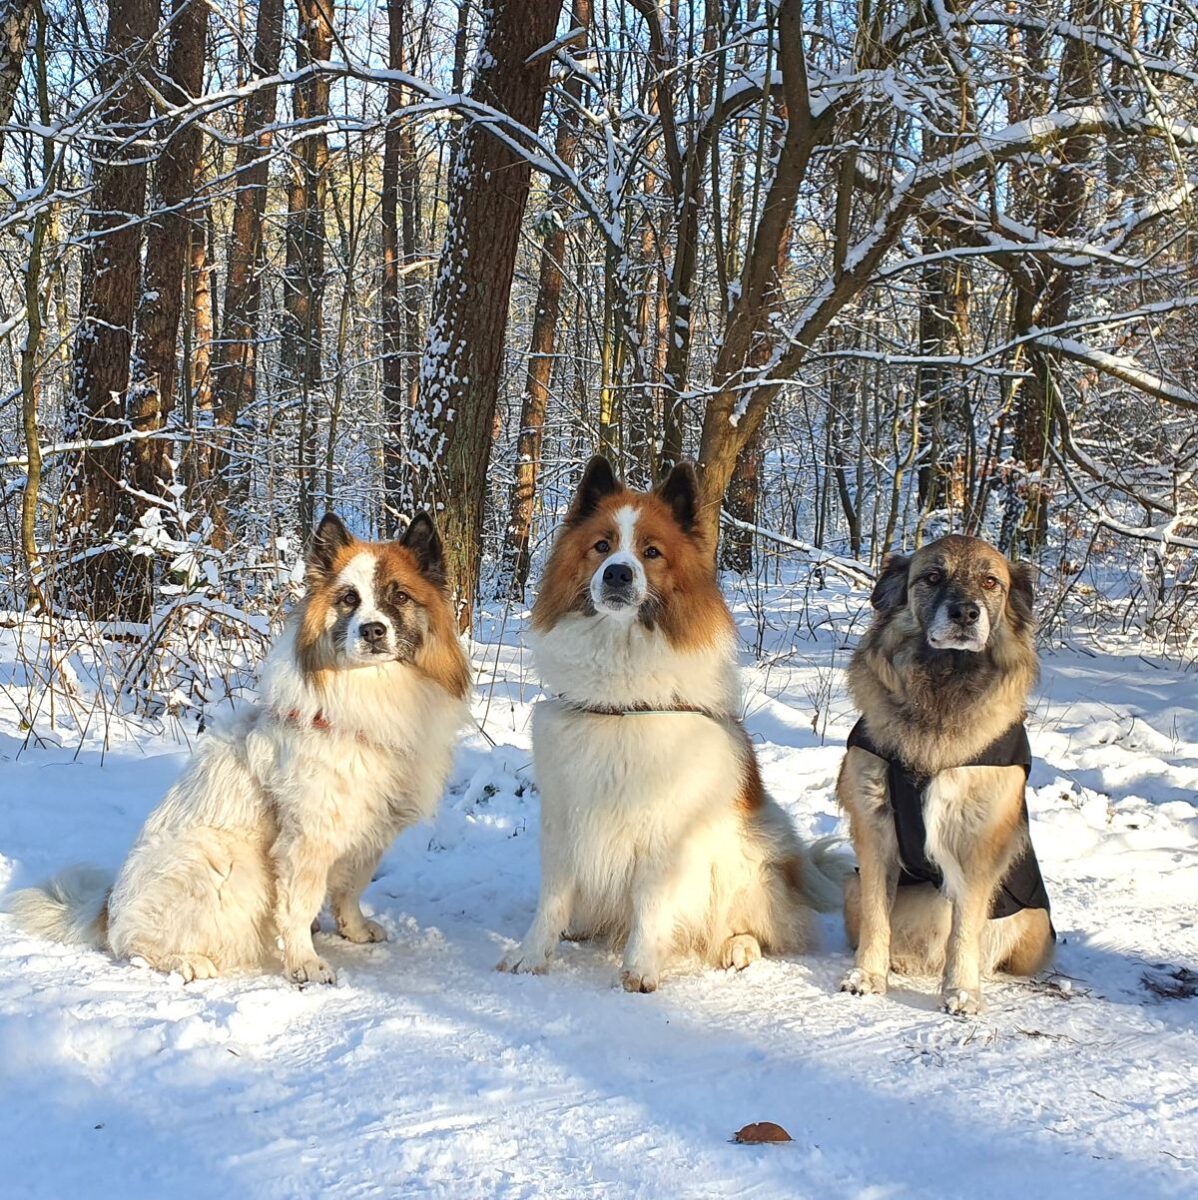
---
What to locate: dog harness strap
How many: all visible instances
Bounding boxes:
[846,718,1051,921]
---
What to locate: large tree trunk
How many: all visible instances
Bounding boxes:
[280,0,333,536]
[497,0,589,600]
[61,0,157,616]
[0,1,34,158]
[127,0,209,502]
[210,0,285,540]
[411,0,563,628]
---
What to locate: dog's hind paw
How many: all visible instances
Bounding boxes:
[337,917,387,944]
[721,934,762,971]
[840,966,887,996]
[496,945,550,975]
[942,986,983,1016]
[287,957,337,987]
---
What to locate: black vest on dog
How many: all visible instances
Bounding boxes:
[846,718,1052,921]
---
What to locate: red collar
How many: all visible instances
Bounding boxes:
[277,708,369,744]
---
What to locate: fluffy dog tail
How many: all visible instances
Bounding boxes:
[4,866,112,949]
[792,836,856,913]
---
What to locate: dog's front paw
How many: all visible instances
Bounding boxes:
[721,934,762,971]
[160,953,218,983]
[337,917,387,944]
[619,967,659,994]
[840,966,887,996]
[496,944,550,975]
[942,986,983,1016]
[287,957,337,986]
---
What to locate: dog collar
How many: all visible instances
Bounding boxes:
[275,708,370,745]
[554,695,724,721]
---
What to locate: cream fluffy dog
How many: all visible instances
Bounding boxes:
[6,513,469,985]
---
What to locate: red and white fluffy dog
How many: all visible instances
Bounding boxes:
[499,457,842,991]
[7,513,469,985]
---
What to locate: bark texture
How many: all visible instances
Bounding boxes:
[211,0,285,534]
[412,0,564,626]
[63,0,157,615]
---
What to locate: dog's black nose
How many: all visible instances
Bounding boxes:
[603,562,634,588]
[360,621,387,644]
[948,600,980,626]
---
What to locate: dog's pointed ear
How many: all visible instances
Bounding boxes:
[870,553,911,613]
[1007,560,1036,633]
[567,456,621,524]
[400,512,446,586]
[308,512,354,580]
[657,462,699,532]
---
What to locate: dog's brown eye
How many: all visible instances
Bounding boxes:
[982,575,999,590]
[393,589,410,605]
[643,546,661,559]
[594,540,610,553]
[340,588,360,609]
[925,571,942,586]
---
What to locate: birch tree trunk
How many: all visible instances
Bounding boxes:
[0,0,33,159]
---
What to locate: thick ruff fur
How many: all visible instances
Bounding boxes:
[498,457,845,992]
[838,534,1053,1015]
[6,514,470,985]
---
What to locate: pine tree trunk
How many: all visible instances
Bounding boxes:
[127,0,209,501]
[61,0,157,616]
[412,0,564,629]
[211,0,285,540]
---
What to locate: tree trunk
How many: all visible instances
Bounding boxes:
[61,0,157,616]
[411,0,564,629]
[720,423,763,574]
[381,0,406,528]
[186,205,215,497]
[1005,0,1097,554]
[0,1,33,158]
[127,0,209,501]
[497,0,589,600]
[211,0,285,539]
[381,0,425,530]
[280,0,333,535]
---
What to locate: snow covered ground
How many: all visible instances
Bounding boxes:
[1,590,1196,1199]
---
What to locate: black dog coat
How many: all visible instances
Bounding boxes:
[846,718,1052,921]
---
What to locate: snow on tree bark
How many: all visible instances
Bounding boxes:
[411,0,565,628]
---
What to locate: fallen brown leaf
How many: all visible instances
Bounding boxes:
[733,1121,793,1144]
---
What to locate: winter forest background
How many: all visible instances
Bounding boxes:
[1,0,1196,728]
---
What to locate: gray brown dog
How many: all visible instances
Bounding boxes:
[838,534,1054,1015]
